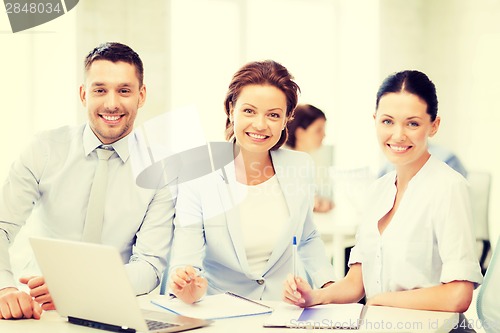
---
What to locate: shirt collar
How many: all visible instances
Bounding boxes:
[408,154,435,185]
[82,124,130,163]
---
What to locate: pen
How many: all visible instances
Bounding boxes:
[225,291,273,310]
[292,236,297,277]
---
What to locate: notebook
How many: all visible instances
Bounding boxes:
[263,302,365,329]
[151,292,273,320]
[30,237,211,333]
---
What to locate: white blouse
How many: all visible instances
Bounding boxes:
[349,156,483,299]
[236,175,289,275]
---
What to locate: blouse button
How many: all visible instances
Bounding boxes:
[256,279,265,285]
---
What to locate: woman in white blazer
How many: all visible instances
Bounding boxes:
[168,60,335,303]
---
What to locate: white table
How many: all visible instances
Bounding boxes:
[314,166,376,278]
[0,295,458,332]
[314,210,357,278]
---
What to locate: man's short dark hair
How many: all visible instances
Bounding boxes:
[84,42,144,87]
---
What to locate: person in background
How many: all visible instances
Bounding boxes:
[286,104,334,213]
[0,42,176,320]
[168,60,335,304]
[283,70,482,330]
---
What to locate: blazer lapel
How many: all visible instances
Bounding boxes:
[216,163,251,275]
[263,150,306,273]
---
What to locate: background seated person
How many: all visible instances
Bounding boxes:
[286,104,334,213]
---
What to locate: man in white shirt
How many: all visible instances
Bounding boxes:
[0,42,176,320]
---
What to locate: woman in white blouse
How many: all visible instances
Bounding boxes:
[283,70,483,314]
[168,60,335,303]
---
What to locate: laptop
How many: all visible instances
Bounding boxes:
[29,237,211,333]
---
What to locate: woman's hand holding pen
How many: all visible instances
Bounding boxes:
[169,266,208,304]
[282,274,319,308]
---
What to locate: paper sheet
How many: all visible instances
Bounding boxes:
[264,303,364,329]
[151,293,273,320]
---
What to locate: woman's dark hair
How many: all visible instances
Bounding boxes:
[84,42,144,87]
[376,70,438,121]
[286,104,326,148]
[224,60,300,150]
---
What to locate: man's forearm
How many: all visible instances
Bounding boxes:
[124,260,160,295]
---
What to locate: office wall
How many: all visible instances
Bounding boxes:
[329,0,380,170]
[0,10,77,178]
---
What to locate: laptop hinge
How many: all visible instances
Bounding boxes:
[68,316,136,333]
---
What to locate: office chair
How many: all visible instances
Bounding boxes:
[476,236,500,333]
[467,171,492,275]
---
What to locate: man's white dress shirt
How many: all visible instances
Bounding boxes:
[0,124,176,294]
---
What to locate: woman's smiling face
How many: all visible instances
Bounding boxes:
[231,84,288,155]
[374,92,440,171]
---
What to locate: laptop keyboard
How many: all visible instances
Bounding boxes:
[146,319,179,331]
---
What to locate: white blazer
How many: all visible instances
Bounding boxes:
[168,147,335,300]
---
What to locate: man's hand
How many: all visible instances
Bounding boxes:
[0,287,42,320]
[19,276,55,311]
